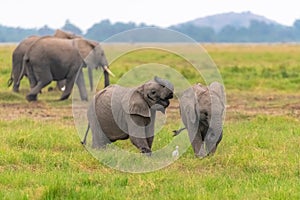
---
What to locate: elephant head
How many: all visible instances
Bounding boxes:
[118,76,174,135]
[74,38,114,88]
[129,76,174,116]
[178,81,225,158]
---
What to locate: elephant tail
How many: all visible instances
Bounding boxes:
[7,76,13,87]
[81,123,90,145]
[172,127,186,136]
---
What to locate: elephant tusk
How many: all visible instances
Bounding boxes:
[104,66,115,77]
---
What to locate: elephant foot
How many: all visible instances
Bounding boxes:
[26,94,37,102]
[59,94,70,101]
[141,147,152,156]
[81,97,88,101]
[13,88,20,93]
[195,154,206,159]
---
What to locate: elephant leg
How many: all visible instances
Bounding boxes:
[145,111,155,150]
[60,75,76,100]
[145,125,154,149]
[13,74,25,92]
[75,69,88,101]
[27,73,37,89]
[91,123,111,149]
[26,79,51,101]
[87,100,111,148]
[146,136,154,149]
[13,83,20,93]
[88,67,93,91]
[128,115,152,154]
[129,136,151,154]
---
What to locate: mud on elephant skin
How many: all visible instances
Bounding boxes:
[82,76,174,155]
[175,82,225,158]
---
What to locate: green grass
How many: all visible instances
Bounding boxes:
[0,43,300,199]
[1,116,299,199]
[205,44,300,92]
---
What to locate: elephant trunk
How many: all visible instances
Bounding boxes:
[102,67,110,88]
[102,65,115,88]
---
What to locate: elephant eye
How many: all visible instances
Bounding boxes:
[151,90,156,95]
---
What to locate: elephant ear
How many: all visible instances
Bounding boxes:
[180,87,198,124]
[204,82,225,153]
[75,38,97,59]
[209,81,225,109]
[124,85,151,118]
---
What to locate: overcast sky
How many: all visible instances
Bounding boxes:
[1,0,299,32]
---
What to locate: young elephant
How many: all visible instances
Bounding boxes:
[175,82,225,158]
[83,76,174,154]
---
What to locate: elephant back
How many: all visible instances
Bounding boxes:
[26,37,81,66]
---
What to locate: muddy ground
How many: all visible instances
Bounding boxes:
[1,93,299,124]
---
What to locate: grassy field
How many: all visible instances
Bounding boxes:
[0,43,299,199]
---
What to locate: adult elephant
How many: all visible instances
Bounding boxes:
[174,82,225,158]
[8,29,81,92]
[23,36,114,101]
[82,76,174,155]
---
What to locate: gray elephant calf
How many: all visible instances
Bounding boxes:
[175,82,225,158]
[83,76,174,154]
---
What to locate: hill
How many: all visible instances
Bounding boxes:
[1,12,300,42]
[175,11,280,31]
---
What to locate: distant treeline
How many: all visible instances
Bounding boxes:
[1,19,300,43]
